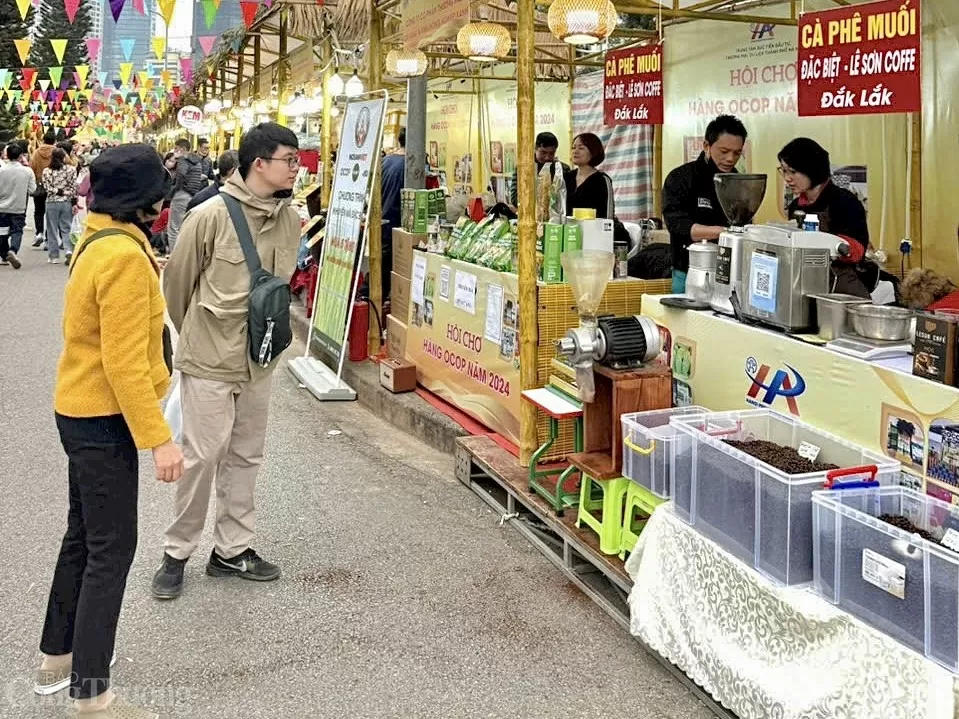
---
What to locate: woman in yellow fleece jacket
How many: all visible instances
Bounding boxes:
[35,144,184,719]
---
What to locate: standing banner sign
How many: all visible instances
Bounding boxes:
[797,0,921,117]
[603,44,664,126]
[288,93,387,401]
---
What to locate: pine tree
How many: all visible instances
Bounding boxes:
[0,1,35,141]
[29,0,92,85]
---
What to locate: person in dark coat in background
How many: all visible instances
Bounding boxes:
[380,127,406,302]
[778,137,871,298]
[186,150,238,212]
[662,114,747,294]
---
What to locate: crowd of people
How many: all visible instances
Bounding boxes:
[28,123,303,719]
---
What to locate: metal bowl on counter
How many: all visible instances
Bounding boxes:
[846,304,914,341]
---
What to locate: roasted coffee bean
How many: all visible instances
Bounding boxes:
[878,513,940,545]
[723,439,840,475]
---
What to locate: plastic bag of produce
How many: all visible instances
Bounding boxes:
[550,162,567,225]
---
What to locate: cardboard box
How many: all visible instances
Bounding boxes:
[392,229,423,279]
[379,357,417,393]
[913,312,959,386]
[542,223,564,284]
[387,314,407,359]
[391,271,411,323]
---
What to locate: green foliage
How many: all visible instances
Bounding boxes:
[28,0,92,85]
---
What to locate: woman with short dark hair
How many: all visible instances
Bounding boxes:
[34,143,184,719]
[42,147,78,264]
[564,132,615,219]
[778,137,871,297]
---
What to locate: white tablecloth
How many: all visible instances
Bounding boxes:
[625,505,958,719]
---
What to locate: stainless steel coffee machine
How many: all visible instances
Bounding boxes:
[738,224,851,332]
[710,173,767,315]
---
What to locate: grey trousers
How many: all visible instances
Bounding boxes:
[45,201,73,259]
[167,190,192,252]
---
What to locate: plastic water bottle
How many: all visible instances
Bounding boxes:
[803,213,820,232]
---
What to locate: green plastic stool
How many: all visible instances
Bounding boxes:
[618,482,667,559]
[522,388,584,515]
[576,474,631,555]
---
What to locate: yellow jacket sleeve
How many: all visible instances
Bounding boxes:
[96,249,172,450]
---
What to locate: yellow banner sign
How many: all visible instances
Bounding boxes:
[402,0,470,50]
[404,251,522,444]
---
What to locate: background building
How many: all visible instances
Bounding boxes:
[99,0,156,84]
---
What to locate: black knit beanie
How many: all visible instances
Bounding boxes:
[89,143,172,217]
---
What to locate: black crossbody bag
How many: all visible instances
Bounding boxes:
[220,194,293,368]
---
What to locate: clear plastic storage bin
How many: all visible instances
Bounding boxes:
[671,409,900,585]
[621,406,708,499]
[813,486,959,672]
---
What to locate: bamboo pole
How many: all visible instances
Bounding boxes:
[253,35,262,98]
[910,111,923,266]
[368,7,384,355]
[321,36,333,209]
[276,7,289,126]
[614,6,798,25]
[517,0,538,467]
[652,125,663,218]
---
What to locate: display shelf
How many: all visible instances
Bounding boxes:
[455,436,738,719]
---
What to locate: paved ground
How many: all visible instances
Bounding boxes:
[0,219,713,718]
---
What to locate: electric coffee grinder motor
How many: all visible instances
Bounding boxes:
[710,173,768,316]
[555,250,662,402]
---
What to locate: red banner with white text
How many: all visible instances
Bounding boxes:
[604,44,664,126]
[798,0,921,117]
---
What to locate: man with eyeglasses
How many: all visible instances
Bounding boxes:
[154,123,302,600]
[663,114,747,293]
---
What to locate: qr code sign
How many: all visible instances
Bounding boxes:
[755,269,772,298]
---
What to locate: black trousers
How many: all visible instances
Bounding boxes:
[33,192,46,238]
[41,414,139,700]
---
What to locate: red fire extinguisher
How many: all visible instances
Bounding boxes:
[348,299,370,362]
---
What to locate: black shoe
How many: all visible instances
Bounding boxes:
[151,553,187,599]
[31,238,42,248]
[206,548,281,582]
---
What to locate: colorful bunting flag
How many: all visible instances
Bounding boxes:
[19,68,36,91]
[0,70,9,91]
[64,0,80,23]
[55,90,64,105]
[50,39,68,64]
[119,62,133,87]
[48,67,63,88]
[67,89,77,101]
[39,78,50,92]
[109,0,124,22]
[151,37,165,59]
[179,57,192,85]
[158,0,175,25]
[86,39,102,63]
[264,0,272,7]
[75,64,89,87]
[240,2,258,28]
[15,0,31,20]
[14,39,32,65]
[198,36,216,56]
[132,0,144,13]
[160,70,171,89]
[119,38,135,62]
[201,0,216,29]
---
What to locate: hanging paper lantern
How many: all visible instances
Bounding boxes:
[326,72,344,96]
[385,48,427,78]
[456,21,511,62]
[344,70,363,98]
[547,0,618,45]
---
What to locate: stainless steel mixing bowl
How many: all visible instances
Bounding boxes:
[847,305,914,341]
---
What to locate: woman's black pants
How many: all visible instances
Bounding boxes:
[40,414,139,700]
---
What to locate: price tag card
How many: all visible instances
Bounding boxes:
[453,270,477,315]
[797,441,822,462]
[411,254,427,305]
[749,251,779,314]
[485,284,504,345]
[862,549,905,600]
[942,529,959,553]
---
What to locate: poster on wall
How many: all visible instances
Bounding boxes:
[311,96,386,374]
[604,44,664,126]
[797,0,921,117]
[402,0,470,50]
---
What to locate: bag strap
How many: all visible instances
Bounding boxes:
[68,228,142,276]
[221,193,262,273]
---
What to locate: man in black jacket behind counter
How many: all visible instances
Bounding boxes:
[663,115,747,293]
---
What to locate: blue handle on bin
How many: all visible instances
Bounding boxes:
[827,480,880,491]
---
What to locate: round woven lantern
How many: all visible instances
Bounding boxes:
[547,0,618,45]
[386,48,428,77]
[456,21,511,62]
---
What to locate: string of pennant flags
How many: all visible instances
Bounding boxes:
[15,0,282,30]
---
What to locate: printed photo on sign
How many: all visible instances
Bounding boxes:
[928,420,959,488]
[439,266,451,301]
[499,327,517,363]
[881,404,925,472]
